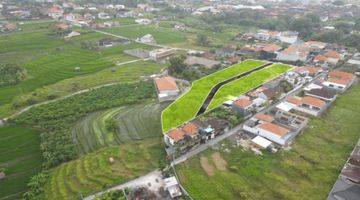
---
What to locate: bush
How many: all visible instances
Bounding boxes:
[0,63,26,87]
[23,173,48,200]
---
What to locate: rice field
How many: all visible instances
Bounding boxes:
[0,125,42,200]
[44,139,165,200]
[73,102,167,154]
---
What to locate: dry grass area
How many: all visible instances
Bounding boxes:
[200,156,214,176]
[212,152,227,171]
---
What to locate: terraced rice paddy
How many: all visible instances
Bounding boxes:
[73,102,167,154]
[44,139,165,200]
[161,60,267,132]
[0,126,42,200]
[207,63,293,110]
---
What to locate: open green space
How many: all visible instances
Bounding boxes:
[73,102,167,154]
[0,125,42,200]
[177,83,360,200]
[104,25,188,45]
[208,63,293,110]
[161,60,266,132]
[15,81,157,168]
[0,25,164,118]
[44,138,165,200]
[0,60,164,118]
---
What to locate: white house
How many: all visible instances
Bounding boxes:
[285,96,327,116]
[48,5,63,19]
[257,122,292,146]
[98,12,110,19]
[154,76,180,102]
[149,48,176,61]
[137,34,157,45]
[322,71,355,92]
[164,177,182,198]
[135,18,152,25]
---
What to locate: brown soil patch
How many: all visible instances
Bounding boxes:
[200,156,214,176]
[211,152,227,171]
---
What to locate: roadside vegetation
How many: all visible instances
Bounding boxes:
[177,83,360,200]
[0,126,42,200]
[208,63,293,110]
[14,81,156,168]
[161,60,266,132]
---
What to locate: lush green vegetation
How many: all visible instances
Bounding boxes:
[0,60,164,118]
[14,81,156,168]
[104,25,187,45]
[73,102,166,154]
[208,64,293,110]
[177,84,360,200]
[0,125,42,200]
[161,60,266,132]
[0,64,26,87]
[0,25,163,118]
[44,139,165,200]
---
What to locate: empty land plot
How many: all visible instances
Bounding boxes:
[44,139,165,200]
[161,60,267,132]
[0,125,42,200]
[207,63,293,110]
[103,25,188,45]
[177,84,360,200]
[73,102,166,154]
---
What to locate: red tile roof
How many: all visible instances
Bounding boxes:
[296,66,321,76]
[324,50,341,59]
[286,96,302,106]
[302,96,326,108]
[254,113,274,122]
[182,122,199,136]
[167,129,185,142]
[259,122,290,137]
[314,55,327,62]
[329,71,355,81]
[155,76,179,92]
[233,98,252,108]
[262,44,281,53]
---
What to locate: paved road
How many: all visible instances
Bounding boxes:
[171,125,243,166]
[84,170,163,200]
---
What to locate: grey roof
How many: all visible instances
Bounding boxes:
[333,185,360,200]
[306,88,337,100]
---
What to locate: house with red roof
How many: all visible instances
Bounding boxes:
[279,96,328,116]
[48,5,63,19]
[154,76,180,102]
[232,97,254,116]
[322,70,355,92]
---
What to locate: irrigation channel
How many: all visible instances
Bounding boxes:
[196,62,273,116]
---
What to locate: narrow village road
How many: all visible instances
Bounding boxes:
[84,170,163,200]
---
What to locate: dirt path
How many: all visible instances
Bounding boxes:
[200,156,214,176]
[212,152,227,171]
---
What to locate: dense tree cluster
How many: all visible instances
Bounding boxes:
[0,64,26,87]
[14,81,156,168]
